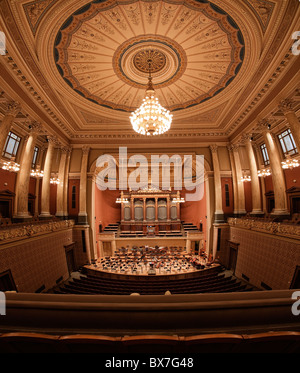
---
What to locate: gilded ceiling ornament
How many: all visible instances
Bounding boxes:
[278,99,295,114]
[245,0,275,32]
[4,101,21,116]
[54,0,244,112]
[133,49,166,74]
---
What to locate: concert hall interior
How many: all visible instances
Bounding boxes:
[0,0,300,353]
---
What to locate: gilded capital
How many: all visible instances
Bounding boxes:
[228,143,240,152]
[47,135,59,146]
[278,99,295,114]
[256,119,271,133]
[29,121,43,134]
[61,145,72,154]
[82,145,90,155]
[4,101,21,117]
[240,133,253,144]
[209,144,218,153]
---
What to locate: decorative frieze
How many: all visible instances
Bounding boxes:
[0,219,75,245]
[228,218,300,239]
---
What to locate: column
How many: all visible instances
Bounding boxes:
[33,146,45,216]
[120,192,125,221]
[210,145,224,223]
[39,135,56,218]
[56,146,69,219]
[227,145,239,215]
[63,146,72,218]
[231,144,246,215]
[278,99,300,150]
[0,101,21,154]
[130,197,134,221]
[244,135,263,215]
[167,196,170,221]
[257,120,289,217]
[176,191,181,221]
[143,197,146,221]
[14,121,43,220]
[78,146,90,225]
[252,143,267,214]
[155,197,158,221]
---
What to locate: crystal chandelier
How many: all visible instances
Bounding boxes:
[241,175,251,182]
[281,156,299,169]
[258,168,271,177]
[130,57,172,136]
[116,197,129,204]
[172,197,185,203]
[50,177,60,185]
[31,169,44,178]
[2,159,20,172]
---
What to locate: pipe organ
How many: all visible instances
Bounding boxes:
[118,189,184,234]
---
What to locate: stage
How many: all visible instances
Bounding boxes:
[98,232,205,258]
[84,262,220,280]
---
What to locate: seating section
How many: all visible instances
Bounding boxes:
[55,267,253,295]
[0,331,299,353]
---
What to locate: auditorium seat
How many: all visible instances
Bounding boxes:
[57,267,253,296]
[59,334,123,353]
[181,333,244,353]
[121,335,180,353]
[0,332,61,353]
[1,332,299,353]
[238,331,300,353]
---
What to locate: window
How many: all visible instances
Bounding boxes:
[2,131,21,159]
[260,143,270,166]
[278,128,298,157]
[31,146,39,168]
[225,184,230,207]
[71,185,76,209]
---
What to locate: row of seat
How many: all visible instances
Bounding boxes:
[56,270,252,295]
[1,331,299,353]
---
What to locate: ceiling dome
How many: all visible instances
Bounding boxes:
[54,0,244,112]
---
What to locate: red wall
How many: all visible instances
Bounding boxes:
[29,177,36,195]
[243,181,252,213]
[50,184,57,216]
[284,167,300,189]
[180,185,207,248]
[264,175,273,193]
[221,177,234,214]
[68,179,80,217]
[95,188,121,230]
[0,169,17,193]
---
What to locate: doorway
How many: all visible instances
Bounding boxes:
[228,241,239,275]
[290,266,300,289]
[65,243,77,275]
[0,270,17,292]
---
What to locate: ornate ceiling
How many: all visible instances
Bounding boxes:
[54,0,244,112]
[0,0,299,147]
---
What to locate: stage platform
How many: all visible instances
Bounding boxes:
[115,236,187,249]
[84,263,221,280]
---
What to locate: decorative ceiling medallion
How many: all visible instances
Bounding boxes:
[133,49,166,74]
[54,0,245,112]
[112,35,187,89]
